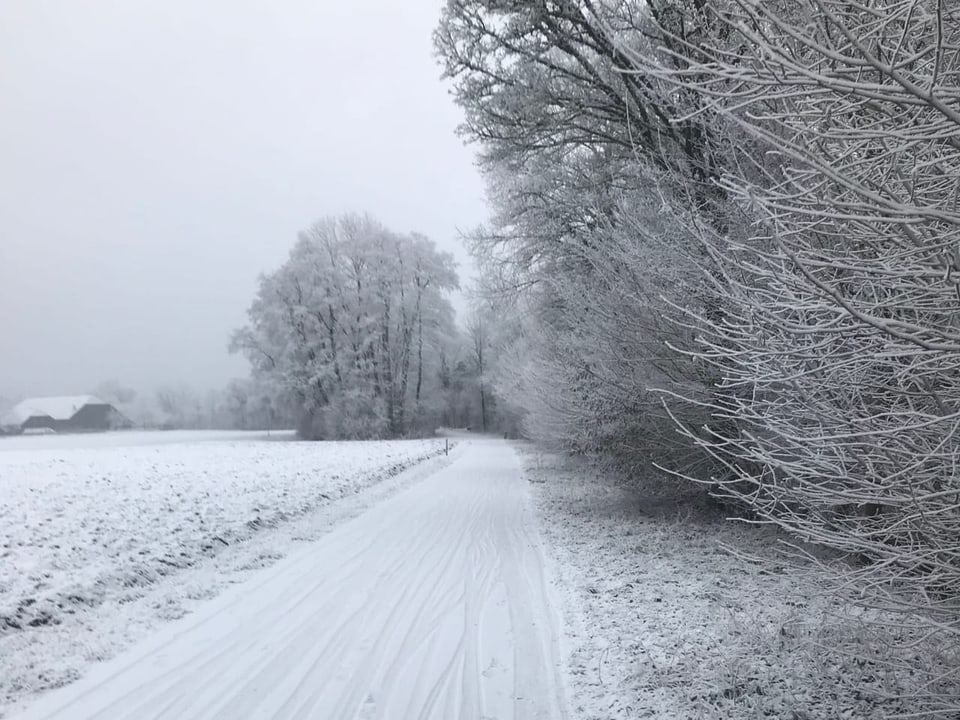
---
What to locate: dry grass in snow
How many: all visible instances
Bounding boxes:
[522,447,959,719]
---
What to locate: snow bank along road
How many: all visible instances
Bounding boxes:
[13,439,568,720]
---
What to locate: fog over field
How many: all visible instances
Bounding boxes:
[0,0,486,400]
[5,1,960,718]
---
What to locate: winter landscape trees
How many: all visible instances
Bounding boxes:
[438,0,960,714]
[651,0,960,621]
[231,213,476,439]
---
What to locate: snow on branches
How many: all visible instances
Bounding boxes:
[231,214,459,439]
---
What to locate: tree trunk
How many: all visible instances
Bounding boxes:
[479,380,487,433]
[415,290,424,404]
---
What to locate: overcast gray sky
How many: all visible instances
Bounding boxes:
[0,0,487,400]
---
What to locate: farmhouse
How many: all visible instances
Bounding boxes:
[0,395,131,434]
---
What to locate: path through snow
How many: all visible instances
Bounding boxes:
[13,439,567,720]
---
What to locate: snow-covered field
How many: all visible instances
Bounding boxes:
[8,439,564,720]
[0,430,293,452]
[11,432,952,718]
[0,430,451,715]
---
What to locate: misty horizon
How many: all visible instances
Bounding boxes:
[0,1,487,401]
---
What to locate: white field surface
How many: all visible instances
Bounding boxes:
[3,435,568,719]
[0,430,458,716]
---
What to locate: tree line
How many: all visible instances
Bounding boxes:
[436,0,960,714]
[231,213,499,439]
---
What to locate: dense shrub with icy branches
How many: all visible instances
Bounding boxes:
[622,2,960,710]
[437,0,732,473]
[643,0,960,597]
[489,176,717,472]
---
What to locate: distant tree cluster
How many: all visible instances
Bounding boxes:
[230,213,493,439]
[438,0,960,713]
[88,379,287,432]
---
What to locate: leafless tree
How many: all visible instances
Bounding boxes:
[231,214,459,439]
[631,1,960,712]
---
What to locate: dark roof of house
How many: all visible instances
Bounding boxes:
[4,395,108,425]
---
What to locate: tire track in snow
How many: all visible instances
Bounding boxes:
[11,440,567,720]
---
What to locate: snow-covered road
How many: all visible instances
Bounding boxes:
[13,439,568,720]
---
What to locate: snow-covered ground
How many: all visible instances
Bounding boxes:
[522,447,956,720]
[11,431,950,719]
[0,431,452,716]
[0,430,294,452]
[6,438,565,720]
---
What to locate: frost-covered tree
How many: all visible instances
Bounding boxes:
[231,214,459,439]
[435,0,725,191]
[643,0,960,616]
[154,383,205,429]
[93,380,137,406]
[437,0,729,471]
[223,377,294,430]
[465,310,490,432]
[440,0,960,712]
